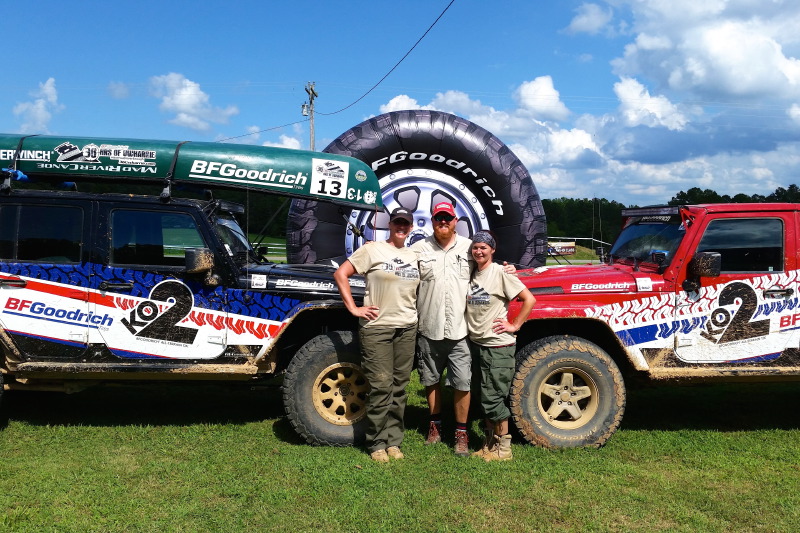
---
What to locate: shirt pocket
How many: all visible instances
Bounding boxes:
[456,255,472,280]
[418,255,437,281]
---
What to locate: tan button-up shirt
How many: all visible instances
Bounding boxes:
[411,234,473,340]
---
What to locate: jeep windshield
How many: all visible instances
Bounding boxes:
[214,214,262,266]
[609,210,685,268]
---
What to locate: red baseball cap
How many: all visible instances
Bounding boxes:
[432,202,456,218]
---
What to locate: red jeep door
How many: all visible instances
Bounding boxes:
[675,211,798,363]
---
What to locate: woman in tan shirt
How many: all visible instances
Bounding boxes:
[466,230,535,461]
[334,207,420,463]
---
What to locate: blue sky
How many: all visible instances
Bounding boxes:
[5,0,800,207]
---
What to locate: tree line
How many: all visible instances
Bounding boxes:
[29,179,800,245]
[667,184,800,205]
[544,184,800,247]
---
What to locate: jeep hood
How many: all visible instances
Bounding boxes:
[240,263,364,300]
[517,263,663,296]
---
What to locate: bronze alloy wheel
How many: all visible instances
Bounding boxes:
[283,331,369,446]
[536,366,599,430]
[511,336,626,449]
[312,362,369,426]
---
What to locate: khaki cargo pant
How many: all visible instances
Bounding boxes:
[359,324,417,453]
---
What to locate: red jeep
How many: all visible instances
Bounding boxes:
[509,203,799,448]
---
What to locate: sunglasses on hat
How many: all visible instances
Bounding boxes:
[433,213,455,223]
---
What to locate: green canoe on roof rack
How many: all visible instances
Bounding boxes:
[0,133,383,210]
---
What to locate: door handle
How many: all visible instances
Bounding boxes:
[98,281,134,291]
[0,278,27,288]
[763,288,794,299]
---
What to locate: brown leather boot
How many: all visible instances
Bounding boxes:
[471,429,493,459]
[454,430,469,457]
[425,421,442,445]
[483,434,512,462]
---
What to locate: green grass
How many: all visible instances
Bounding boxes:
[250,235,286,263]
[1,376,799,532]
[546,244,600,265]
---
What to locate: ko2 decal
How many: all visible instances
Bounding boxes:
[99,279,226,360]
[700,282,770,345]
[674,277,796,364]
[586,273,800,366]
[121,280,198,345]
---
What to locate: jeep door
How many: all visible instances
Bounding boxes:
[91,203,227,360]
[675,212,798,364]
[0,199,91,361]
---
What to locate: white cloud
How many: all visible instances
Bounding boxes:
[634,33,672,51]
[549,128,602,162]
[528,168,583,199]
[611,1,800,100]
[149,73,238,131]
[675,20,800,96]
[566,3,613,35]
[514,76,570,121]
[374,1,800,208]
[377,78,800,205]
[12,78,63,133]
[379,95,424,114]
[108,81,129,99]
[789,104,800,124]
[614,77,688,130]
[262,134,302,150]
[430,90,488,116]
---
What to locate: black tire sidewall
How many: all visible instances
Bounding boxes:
[286,110,547,267]
[512,344,623,448]
[282,331,367,446]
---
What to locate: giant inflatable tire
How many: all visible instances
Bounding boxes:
[286,110,547,267]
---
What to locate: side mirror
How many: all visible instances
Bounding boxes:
[185,248,214,274]
[595,246,607,263]
[682,251,721,292]
[650,251,666,264]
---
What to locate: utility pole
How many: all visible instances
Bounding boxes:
[302,82,318,151]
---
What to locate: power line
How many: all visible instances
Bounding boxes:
[217,119,308,143]
[218,0,456,142]
[317,0,456,116]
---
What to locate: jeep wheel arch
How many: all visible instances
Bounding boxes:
[286,110,547,268]
[510,336,626,449]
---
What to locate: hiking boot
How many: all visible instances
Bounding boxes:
[471,429,493,459]
[425,421,442,445]
[386,446,404,460]
[370,449,390,463]
[484,434,512,462]
[454,430,470,457]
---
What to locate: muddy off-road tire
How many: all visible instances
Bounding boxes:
[282,331,368,446]
[510,336,625,449]
[286,110,547,268]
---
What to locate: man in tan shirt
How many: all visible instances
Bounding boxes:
[411,202,482,456]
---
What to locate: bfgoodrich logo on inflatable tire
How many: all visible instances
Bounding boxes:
[286,109,547,268]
